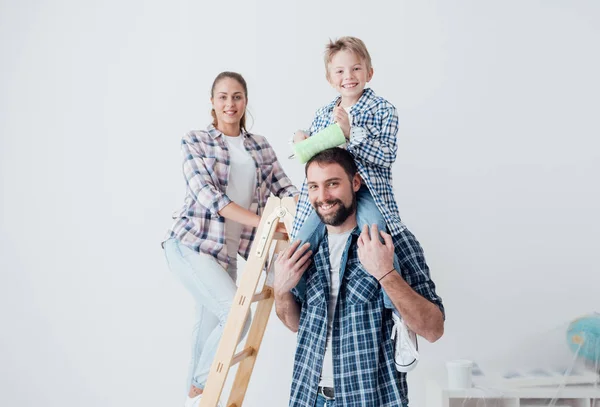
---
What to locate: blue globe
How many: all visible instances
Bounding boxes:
[567,313,600,369]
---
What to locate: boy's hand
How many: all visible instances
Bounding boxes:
[293,130,309,144]
[333,107,351,139]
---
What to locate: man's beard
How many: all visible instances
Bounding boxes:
[314,193,357,227]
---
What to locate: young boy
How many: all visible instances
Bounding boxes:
[292,36,402,243]
[291,36,419,372]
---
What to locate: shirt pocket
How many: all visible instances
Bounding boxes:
[344,266,380,305]
[305,272,325,307]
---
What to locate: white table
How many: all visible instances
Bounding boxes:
[426,380,600,407]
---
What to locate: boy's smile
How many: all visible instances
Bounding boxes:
[328,49,374,106]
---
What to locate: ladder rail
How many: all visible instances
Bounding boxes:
[199,196,296,407]
[226,239,290,407]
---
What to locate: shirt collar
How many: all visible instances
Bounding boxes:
[207,123,250,139]
[349,225,362,238]
[320,224,362,241]
[324,88,376,113]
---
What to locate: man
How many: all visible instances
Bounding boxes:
[274,148,445,407]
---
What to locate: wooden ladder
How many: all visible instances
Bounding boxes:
[199,196,296,407]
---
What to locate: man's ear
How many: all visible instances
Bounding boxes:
[367,67,374,82]
[352,174,361,192]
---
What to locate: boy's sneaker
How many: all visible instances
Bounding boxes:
[391,310,419,372]
[184,394,222,407]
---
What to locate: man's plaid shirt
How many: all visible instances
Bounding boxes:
[291,88,404,240]
[164,124,298,268]
[289,226,444,407]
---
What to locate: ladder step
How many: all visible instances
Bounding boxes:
[273,231,289,241]
[231,347,255,366]
[251,288,273,303]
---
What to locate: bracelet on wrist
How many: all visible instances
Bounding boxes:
[378,268,395,282]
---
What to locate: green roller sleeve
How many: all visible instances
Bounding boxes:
[294,123,346,163]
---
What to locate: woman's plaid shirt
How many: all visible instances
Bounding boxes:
[164,124,298,268]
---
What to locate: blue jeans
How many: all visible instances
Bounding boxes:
[314,394,335,407]
[313,394,407,406]
[163,238,251,390]
[295,185,401,308]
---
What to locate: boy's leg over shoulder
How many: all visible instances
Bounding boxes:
[356,184,387,231]
[294,208,325,251]
[355,185,403,309]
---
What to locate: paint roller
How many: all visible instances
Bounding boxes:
[292,123,347,164]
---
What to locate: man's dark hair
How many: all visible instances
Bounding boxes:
[305,148,358,180]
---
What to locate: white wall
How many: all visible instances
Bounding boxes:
[1,1,599,406]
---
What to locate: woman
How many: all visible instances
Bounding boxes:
[163,71,298,407]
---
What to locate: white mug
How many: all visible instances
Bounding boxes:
[446,359,474,389]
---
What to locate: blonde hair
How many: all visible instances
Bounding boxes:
[324,36,373,79]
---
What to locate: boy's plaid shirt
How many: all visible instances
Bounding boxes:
[291,88,404,240]
[164,124,298,268]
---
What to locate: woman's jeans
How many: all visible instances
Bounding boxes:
[164,238,251,390]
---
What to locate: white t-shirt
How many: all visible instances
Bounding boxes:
[343,105,354,127]
[319,230,352,388]
[223,135,256,267]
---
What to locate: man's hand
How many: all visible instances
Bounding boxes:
[274,240,312,296]
[293,130,309,144]
[357,224,395,280]
[333,106,351,139]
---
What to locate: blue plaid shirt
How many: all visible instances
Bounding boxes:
[289,225,445,407]
[291,88,403,240]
